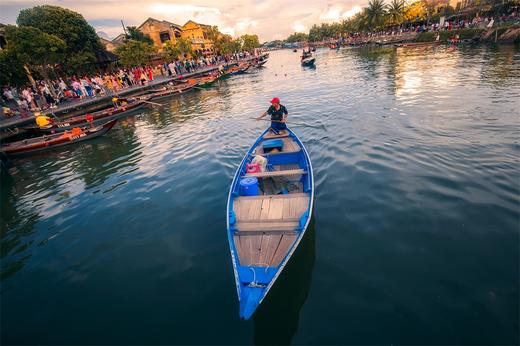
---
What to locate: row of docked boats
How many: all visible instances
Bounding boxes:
[1,60,264,159]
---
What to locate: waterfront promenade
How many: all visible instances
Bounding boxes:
[0,56,260,133]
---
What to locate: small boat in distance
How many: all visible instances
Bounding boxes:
[2,120,117,157]
[226,126,314,319]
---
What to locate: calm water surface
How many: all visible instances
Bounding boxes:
[1,45,519,345]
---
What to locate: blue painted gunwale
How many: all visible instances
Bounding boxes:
[226,126,314,319]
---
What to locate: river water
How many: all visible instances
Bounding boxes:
[1,45,519,345]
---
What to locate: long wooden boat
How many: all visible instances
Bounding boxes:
[395,41,441,48]
[225,63,251,76]
[24,98,146,133]
[226,127,314,319]
[2,120,117,157]
[148,81,197,100]
[195,74,219,87]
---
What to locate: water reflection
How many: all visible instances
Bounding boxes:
[253,219,316,345]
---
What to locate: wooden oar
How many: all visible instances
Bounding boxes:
[142,100,164,106]
[253,117,323,129]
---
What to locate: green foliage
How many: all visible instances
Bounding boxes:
[286,32,309,43]
[366,0,387,29]
[387,0,406,26]
[126,26,153,44]
[240,34,260,51]
[308,22,343,41]
[115,39,156,67]
[4,25,65,67]
[163,37,192,59]
[16,5,103,69]
[0,50,29,86]
[3,24,66,81]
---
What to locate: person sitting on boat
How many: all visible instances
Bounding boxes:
[35,113,53,128]
[256,97,288,134]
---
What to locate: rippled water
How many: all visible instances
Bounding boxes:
[1,45,519,344]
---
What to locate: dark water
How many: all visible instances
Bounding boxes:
[1,45,519,345]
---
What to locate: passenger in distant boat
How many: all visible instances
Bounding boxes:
[256,97,288,134]
[35,113,52,127]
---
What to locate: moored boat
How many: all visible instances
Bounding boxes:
[148,80,197,100]
[195,74,219,87]
[24,98,146,133]
[301,56,316,66]
[2,120,117,157]
[395,41,441,48]
[226,126,314,319]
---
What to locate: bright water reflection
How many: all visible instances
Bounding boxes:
[1,45,519,344]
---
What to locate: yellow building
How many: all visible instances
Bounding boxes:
[99,37,118,52]
[181,20,214,56]
[138,17,182,50]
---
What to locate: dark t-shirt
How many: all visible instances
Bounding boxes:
[267,104,288,121]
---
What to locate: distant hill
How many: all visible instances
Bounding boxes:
[97,31,112,40]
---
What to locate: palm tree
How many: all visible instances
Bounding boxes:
[387,0,406,26]
[366,0,387,30]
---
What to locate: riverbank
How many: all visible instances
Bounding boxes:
[416,25,520,43]
[0,56,261,138]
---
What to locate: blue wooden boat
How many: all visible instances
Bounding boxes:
[301,56,316,67]
[226,127,314,319]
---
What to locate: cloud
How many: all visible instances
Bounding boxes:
[292,22,307,33]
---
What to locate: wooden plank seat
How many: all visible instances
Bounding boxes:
[243,168,306,178]
[263,132,290,139]
[235,220,299,232]
[253,137,301,156]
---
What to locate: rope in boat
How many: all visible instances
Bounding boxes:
[247,267,267,288]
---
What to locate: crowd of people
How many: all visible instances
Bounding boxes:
[336,10,519,44]
[1,51,258,119]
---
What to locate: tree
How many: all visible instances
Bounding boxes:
[115,40,156,67]
[286,32,309,43]
[404,0,427,22]
[163,37,192,59]
[16,5,103,71]
[3,25,66,81]
[388,0,406,26]
[230,39,243,53]
[125,26,153,44]
[241,34,260,51]
[0,50,29,87]
[366,0,387,30]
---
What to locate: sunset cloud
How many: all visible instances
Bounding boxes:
[0,0,369,41]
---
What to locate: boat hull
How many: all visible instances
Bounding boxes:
[226,127,314,319]
[2,120,117,157]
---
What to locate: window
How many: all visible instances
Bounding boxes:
[160,31,170,43]
[174,31,181,38]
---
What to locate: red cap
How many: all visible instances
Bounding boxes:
[270,97,280,104]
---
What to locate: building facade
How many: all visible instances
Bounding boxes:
[181,20,214,55]
[138,17,183,51]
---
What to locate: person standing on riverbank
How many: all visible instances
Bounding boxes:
[256,97,288,134]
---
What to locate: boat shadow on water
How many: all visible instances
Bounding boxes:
[252,217,316,345]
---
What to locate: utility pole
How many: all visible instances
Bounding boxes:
[121,20,128,36]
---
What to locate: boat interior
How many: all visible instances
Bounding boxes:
[230,129,312,270]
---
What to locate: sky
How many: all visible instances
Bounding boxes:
[0,0,367,41]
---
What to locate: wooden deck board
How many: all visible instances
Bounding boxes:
[270,234,297,266]
[234,193,309,224]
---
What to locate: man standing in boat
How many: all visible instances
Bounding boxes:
[256,97,288,134]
